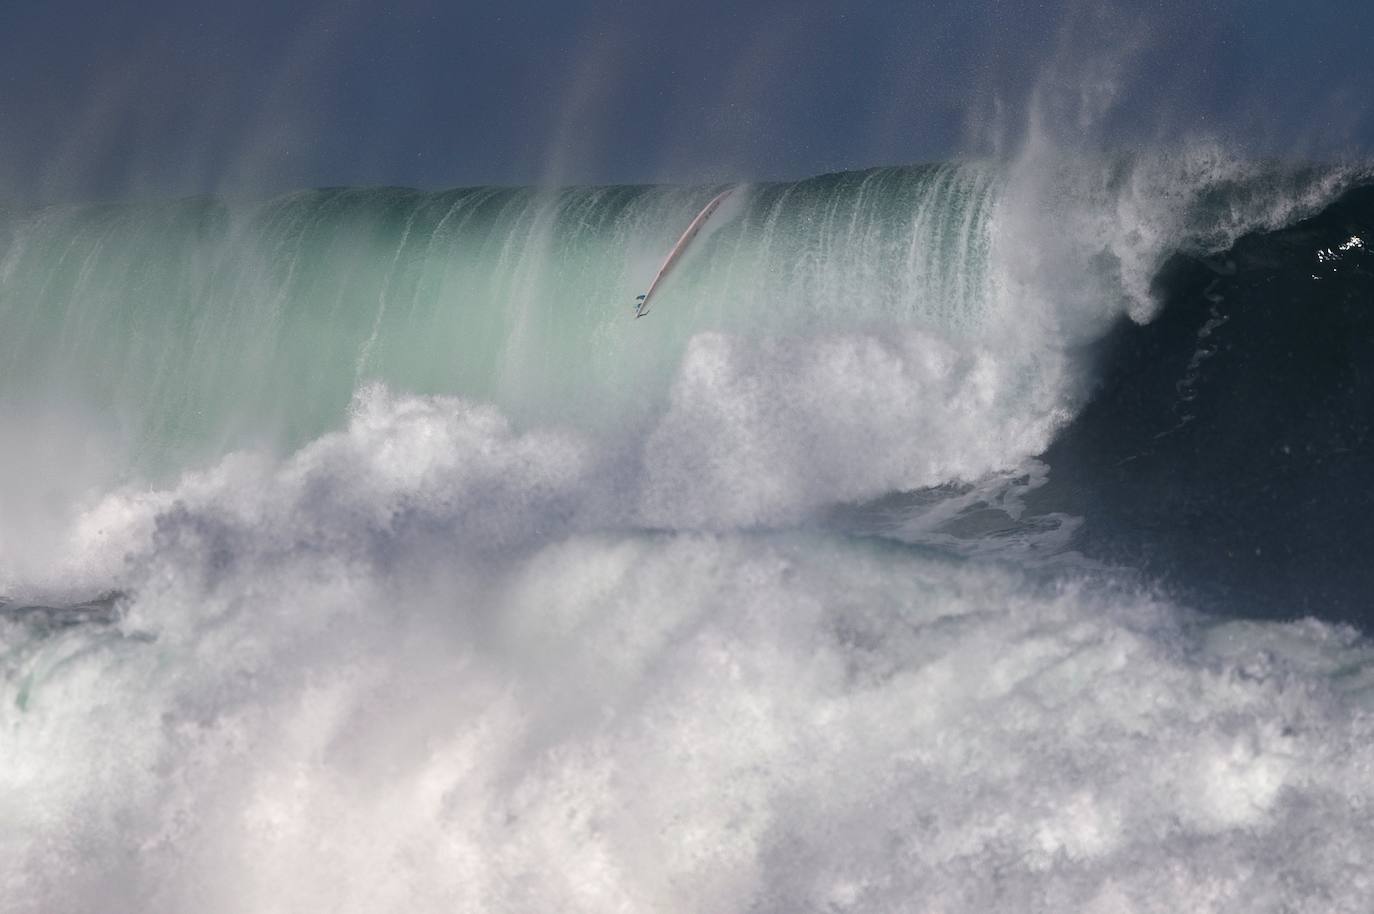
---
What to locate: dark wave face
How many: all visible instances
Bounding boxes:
[1031,184,1374,623]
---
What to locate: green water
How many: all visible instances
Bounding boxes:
[0,164,997,473]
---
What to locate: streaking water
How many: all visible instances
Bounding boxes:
[0,165,995,468]
[3,154,1374,912]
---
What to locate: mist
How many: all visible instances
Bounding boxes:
[3,0,1372,203]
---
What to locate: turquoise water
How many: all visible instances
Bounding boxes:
[0,165,995,472]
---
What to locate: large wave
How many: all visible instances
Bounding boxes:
[4,152,1374,912]
[1,155,1347,467]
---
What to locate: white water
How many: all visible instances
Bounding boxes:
[4,152,1373,912]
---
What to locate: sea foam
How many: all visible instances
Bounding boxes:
[4,386,1374,912]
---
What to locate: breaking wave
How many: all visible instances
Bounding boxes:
[4,150,1374,912]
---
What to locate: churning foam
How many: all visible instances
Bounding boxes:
[639,328,1070,527]
[4,385,1374,912]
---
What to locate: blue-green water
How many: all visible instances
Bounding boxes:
[0,165,995,471]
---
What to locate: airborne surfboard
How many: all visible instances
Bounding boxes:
[634,188,735,318]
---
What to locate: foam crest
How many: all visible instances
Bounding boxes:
[639,329,1073,526]
[992,141,1364,329]
[33,316,1077,579]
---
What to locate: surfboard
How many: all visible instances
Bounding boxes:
[634,188,735,318]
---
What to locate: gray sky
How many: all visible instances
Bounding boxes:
[2,0,1371,201]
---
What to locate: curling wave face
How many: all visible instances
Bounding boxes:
[3,153,1374,912]
[0,165,1000,469]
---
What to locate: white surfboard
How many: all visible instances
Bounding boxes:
[634,188,735,318]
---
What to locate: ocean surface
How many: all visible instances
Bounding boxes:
[3,151,1374,912]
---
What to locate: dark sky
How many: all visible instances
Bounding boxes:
[2,0,1372,201]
